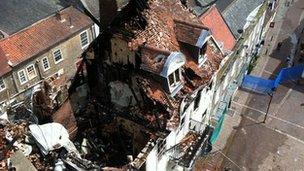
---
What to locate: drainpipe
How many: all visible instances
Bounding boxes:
[11,73,20,94]
[35,60,43,81]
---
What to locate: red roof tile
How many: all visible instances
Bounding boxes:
[199,6,236,51]
[174,19,209,47]
[0,7,93,66]
[0,48,11,76]
[127,0,201,51]
[140,46,171,74]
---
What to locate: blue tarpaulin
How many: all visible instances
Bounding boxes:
[274,64,304,87]
[242,64,304,94]
[242,75,275,94]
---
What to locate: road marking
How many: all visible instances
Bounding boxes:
[230,109,304,145]
[273,88,293,115]
[231,101,304,131]
[263,70,277,76]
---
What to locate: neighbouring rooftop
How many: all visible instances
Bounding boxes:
[0,48,11,77]
[0,0,68,35]
[185,0,265,38]
[200,6,236,51]
[0,7,93,66]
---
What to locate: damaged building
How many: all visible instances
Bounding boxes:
[0,0,268,170]
[76,0,227,170]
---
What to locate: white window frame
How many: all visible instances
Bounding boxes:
[168,68,181,88]
[26,64,37,80]
[41,57,50,71]
[18,69,28,85]
[53,49,63,64]
[80,30,89,49]
[198,44,208,66]
[0,78,6,92]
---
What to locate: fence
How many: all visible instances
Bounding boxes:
[241,64,304,94]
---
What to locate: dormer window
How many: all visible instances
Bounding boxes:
[168,69,181,87]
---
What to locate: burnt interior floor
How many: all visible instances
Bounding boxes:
[73,101,151,167]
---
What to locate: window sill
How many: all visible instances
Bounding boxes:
[20,81,28,85]
[43,67,50,72]
[81,44,89,50]
[54,59,64,65]
[169,82,183,97]
[28,75,37,80]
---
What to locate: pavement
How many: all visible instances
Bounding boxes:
[221,0,304,170]
[195,0,304,170]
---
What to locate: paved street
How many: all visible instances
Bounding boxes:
[220,0,304,170]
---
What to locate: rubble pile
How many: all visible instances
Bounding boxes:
[127,0,200,51]
[0,120,101,171]
[0,121,33,170]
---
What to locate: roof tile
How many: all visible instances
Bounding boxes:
[0,7,93,66]
[200,6,236,51]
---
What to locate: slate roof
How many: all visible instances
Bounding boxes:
[0,7,93,66]
[0,0,67,35]
[200,6,236,51]
[80,0,130,21]
[186,0,235,13]
[186,0,264,39]
[79,0,100,20]
[221,0,264,38]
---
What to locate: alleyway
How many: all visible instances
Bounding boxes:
[221,0,304,170]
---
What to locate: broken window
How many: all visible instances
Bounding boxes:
[0,78,5,91]
[199,43,207,65]
[168,68,181,87]
[26,64,37,80]
[157,139,166,158]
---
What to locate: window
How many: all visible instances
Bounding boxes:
[53,49,63,64]
[202,110,207,117]
[42,57,50,71]
[194,90,202,110]
[80,31,89,48]
[175,69,180,82]
[157,139,166,158]
[199,44,207,65]
[26,64,37,80]
[208,81,213,90]
[18,70,27,85]
[0,78,6,91]
[168,69,181,87]
[169,73,175,86]
[180,116,185,129]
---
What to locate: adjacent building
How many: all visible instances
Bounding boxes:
[0,6,94,105]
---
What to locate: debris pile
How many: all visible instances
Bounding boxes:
[0,121,100,171]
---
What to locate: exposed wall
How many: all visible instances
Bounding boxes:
[110,36,136,65]
[0,74,17,103]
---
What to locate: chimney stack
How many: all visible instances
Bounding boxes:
[56,11,66,23]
